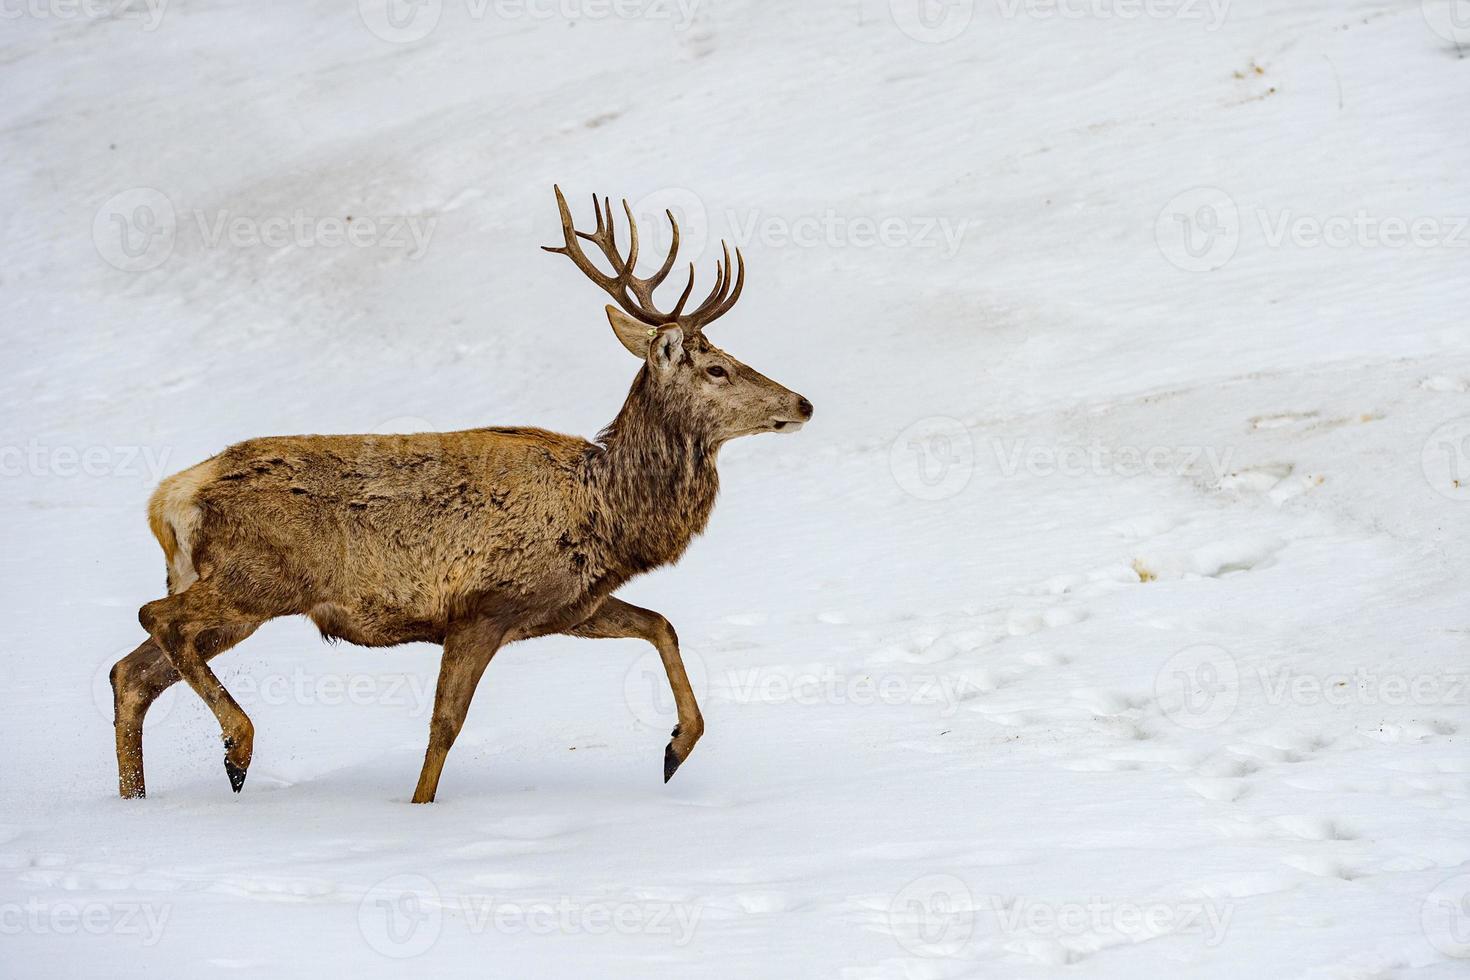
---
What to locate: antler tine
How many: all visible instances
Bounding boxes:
[704,246,745,323]
[649,209,680,288]
[670,262,697,319]
[683,241,732,323]
[620,199,639,277]
[601,196,618,264]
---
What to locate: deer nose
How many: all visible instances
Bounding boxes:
[797,397,813,420]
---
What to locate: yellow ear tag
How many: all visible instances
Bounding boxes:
[646,328,658,338]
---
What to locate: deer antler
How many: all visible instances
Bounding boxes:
[542,184,744,335]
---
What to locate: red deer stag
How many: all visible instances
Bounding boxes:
[110,186,812,802]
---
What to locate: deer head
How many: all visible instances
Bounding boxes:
[544,186,813,444]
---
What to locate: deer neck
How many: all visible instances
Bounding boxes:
[583,368,721,575]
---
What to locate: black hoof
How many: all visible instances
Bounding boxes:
[225,759,248,793]
[663,742,682,783]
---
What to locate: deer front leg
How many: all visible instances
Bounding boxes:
[568,596,703,783]
[411,618,507,804]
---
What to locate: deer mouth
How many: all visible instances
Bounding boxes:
[769,419,804,433]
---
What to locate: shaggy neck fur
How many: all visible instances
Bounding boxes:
[581,365,721,576]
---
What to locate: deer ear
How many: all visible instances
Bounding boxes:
[649,325,684,376]
[605,305,658,358]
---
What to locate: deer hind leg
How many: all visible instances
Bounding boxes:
[139,586,262,794]
[411,618,507,804]
[110,623,260,799]
[568,596,704,783]
[110,639,176,799]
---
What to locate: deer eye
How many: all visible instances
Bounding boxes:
[706,365,727,379]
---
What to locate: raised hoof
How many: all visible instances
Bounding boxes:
[225,759,248,793]
[222,735,250,793]
[663,724,689,784]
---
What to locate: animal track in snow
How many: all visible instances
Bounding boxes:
[1211,815,1357,842]
[1130,536,1285,583]
[1184,778,1250,802]
[1249,410,1320,431]
[1280,855,1362,880]
[1359,719,1457,742]
[1247,409,1378,435]
[1216,462,1324,504]
[1191,753,1262,778]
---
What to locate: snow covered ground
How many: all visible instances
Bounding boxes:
[3,0,1469,975]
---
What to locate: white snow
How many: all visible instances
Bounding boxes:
[3,0,1469,976]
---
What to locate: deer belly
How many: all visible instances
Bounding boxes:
[306,601,446,647]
